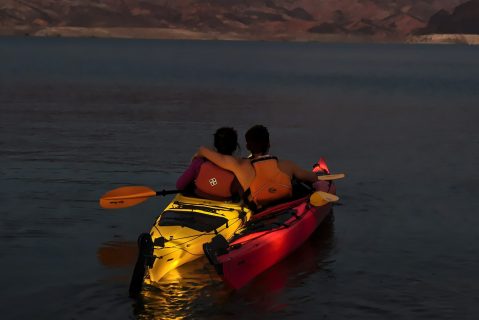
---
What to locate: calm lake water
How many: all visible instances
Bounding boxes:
[1,37,478,319]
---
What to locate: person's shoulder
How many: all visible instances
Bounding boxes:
[239,157,253,164]
[216,154,244,169]
[192,156,206,164]
[278,159,296,167]
[237,157,254,171]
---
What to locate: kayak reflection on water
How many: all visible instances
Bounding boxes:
[244,213,336,293]
[97,241,138,268]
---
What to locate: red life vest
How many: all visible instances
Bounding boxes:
[249,156,292,206]
[194,161,235,200]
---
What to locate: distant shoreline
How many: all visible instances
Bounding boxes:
[406,34,479,45]
[0,26,387,43]
[1,26,478,45]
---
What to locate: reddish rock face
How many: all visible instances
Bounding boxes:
[0,0,474,39]
[417,0,479,34]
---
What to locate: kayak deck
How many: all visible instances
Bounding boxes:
[143,194,252,284]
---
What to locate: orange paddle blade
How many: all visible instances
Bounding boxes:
[100,186,157,209]
[310,191,339,207]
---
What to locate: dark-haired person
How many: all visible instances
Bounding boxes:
[176,127,242,201]
[196,125,318,209]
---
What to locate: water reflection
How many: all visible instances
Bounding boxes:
[97,241,138,268]
[258,213,334,288]
[236,213,336,313]
[134,259,226,320]
[98,213,335,319]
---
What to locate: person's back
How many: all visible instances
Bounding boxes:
[243,126,293,207]
[194,160,240,201]
[247,155,292,206]
[176,127,241,201]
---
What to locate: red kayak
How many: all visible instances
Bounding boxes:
[203,159,338,289]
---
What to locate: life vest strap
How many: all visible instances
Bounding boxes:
[250,155,277,164]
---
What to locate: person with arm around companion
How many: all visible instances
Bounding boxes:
[176,127,242,201]
[197,125,318,209]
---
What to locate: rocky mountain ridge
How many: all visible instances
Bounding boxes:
[0,0,476,40]
[417,0,479,34]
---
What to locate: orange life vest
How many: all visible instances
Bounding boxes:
[249,156,292,206]
[195,161,235,200]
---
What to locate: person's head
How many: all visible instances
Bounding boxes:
[245,125,270,155]
[214,127,238,155]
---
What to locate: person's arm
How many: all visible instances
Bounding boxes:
[197,146,255,191]
[282,160,318,183]
[197,146,240,173]
[176,157,204,190]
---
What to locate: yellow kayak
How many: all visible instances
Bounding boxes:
[131,193,252,293]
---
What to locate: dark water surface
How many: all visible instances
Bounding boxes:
[1,37,478,319]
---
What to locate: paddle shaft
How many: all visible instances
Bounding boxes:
[103,189,182,201]
[156,189,183,197]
